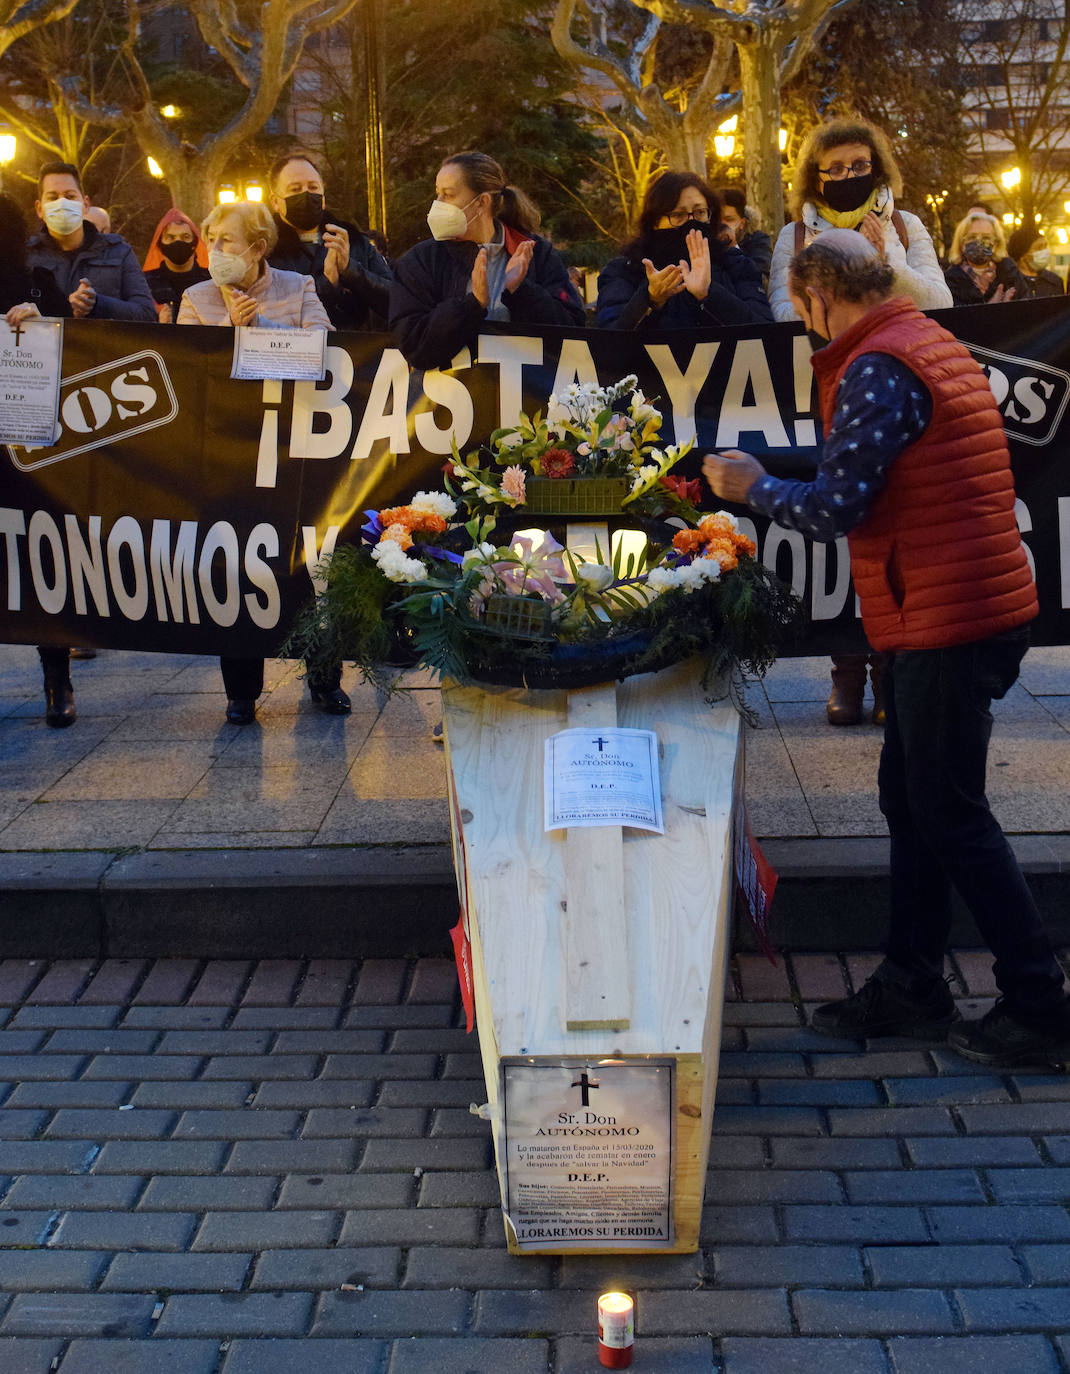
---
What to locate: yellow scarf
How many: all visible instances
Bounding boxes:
[816,185,882,229]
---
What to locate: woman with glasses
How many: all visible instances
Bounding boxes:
[595,171,771,328]
[768,118,951,324]
[944,212,1026,307]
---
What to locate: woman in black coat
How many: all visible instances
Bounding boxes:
[595,172,771,329]
[390,150,585,370]
[944,211,1027,307]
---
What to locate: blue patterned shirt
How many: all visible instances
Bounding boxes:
[748,353,933,542]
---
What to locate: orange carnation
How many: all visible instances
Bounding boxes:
[380,522,413,551]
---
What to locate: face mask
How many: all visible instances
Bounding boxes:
[159,239,195,266]
[42,197,85,236]
[962,240,994,266]
[283,191,324,232]
[1031,248,1051,269]
[821,173,876,213]
[802,294,830,349]
[208,247,251,287]
[647,220,712,265]
[427,196,477,241]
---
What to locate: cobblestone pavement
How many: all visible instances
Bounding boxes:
[0,955,1068,1372]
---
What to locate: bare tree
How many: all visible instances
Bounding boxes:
[955,0,1070,227]
[0,0,82,62]
[53,0,361,214]
[552,0,857,229]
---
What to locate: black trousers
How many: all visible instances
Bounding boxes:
[878,626,1066,1021]
[219,657,341,700]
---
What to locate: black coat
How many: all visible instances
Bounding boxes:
[1016,268,1066,300]
[738,229,773,284]
[595,241,772,329]
[144,262,211,322]
[944,257,1028,307]
[270,212,392,331]
[0,264,71,316]
[390,229,586,370]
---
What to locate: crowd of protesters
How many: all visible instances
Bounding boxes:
[2,118,1067,731]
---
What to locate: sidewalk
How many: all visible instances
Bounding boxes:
[2,643,1070,955]
[0,953,1067,1373]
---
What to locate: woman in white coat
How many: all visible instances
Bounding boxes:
[769,118,952,727]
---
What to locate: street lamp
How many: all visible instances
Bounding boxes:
[147,156,164,179]
[1001,166,1022,190]
[160,105,180,119]
[217,184,237,204]
[244,181,263,202]
[0,126,16,193]
[714,116,737,160]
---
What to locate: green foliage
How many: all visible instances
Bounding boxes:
[282,543,396,692]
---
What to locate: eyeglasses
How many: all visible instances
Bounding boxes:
[666,206,711,226]
[818,158,873,181]
[965,236,996,248]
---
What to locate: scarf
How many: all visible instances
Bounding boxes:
[815,184,882,230]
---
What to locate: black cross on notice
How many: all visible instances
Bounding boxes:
[10,321,25,347]
[593,736,609,752]
[571,1071,600,1106]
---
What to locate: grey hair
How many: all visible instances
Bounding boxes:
[789,228,895,303]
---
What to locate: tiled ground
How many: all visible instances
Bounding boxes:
[3,643,1070,850]
[0,955,1066,1372]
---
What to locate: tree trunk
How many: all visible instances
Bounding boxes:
[738,35,784,232]
[161,155,227,220]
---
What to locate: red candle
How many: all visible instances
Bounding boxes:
[598,1291,634,1368]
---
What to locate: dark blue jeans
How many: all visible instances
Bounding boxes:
[878,627,1067,1020]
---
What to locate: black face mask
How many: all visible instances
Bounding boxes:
[646,220,712,267]
[284,191,324,231]
[159,239,195,266]
[821,173,876,214]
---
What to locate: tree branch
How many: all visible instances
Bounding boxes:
[0,0,81,62]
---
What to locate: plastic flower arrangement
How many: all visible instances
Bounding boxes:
[288,379,802,694]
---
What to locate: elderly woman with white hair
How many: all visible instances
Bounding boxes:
[177,200,344,724]
[943,210,1026,307]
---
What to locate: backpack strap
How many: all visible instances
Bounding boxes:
[891,209,909,250]
[794,219,805,254]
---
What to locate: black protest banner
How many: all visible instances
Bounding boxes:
[2,298,1069,658]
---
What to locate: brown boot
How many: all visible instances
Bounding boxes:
[869,654,886,726]
[827,654,866,726]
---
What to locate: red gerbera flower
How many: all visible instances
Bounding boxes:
[660,474,702,504]
[541,448,575,479]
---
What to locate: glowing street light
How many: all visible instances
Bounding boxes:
[1002,212,1015,224]
[244,181,263,202]
[160,104,180,119]
[0,129,15,166]
[217,184,237,204]
[778,127,788,152]
[1001,166,1022,190]
[146,156,164,178]
[714,115,737,160]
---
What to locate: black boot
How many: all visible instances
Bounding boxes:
[43,663,76,728]
[827,654,867,726]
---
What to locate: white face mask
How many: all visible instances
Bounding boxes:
[42,197,85,237]
[1031,248,1051,268]
[427,195,478,241]
[208,247,252,287]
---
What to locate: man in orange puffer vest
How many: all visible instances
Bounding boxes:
[703,228,1070,1067]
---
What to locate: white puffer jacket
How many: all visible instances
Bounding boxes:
[768,187,953,322]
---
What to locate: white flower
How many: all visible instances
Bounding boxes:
[575,563,614,592]
[462,542,497,569]
[630,389,658,423]
[409,491,457,520]
[629,463,659,494]
[372,541,428,584]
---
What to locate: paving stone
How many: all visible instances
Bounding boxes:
[710,1106,824,1136]
[202,1055,319,1081]
[353,961,407,1006]
[45,1109,176,1140]
[927,1205,1070,1241]
[0,1054,86,1080]
[338,1208,480,1246]
[92,1142,226,1174]
[845,1169,985,1204]
[131,1082,252,1109]
[720,1337,889,1374]
[3,1175,142,1211]
[294,961,357,1007]
[83,1055,203,1081]
[0,1033,45,1053]
[905,1137,1042,1167]
[700,1205,780,1244]
[770,1138,903,1170]
[737,954,794,1000]
[193,1210,339,1251]
[403,1247,553,1291]
[955,1287,1070,1331]
[360,1138,490,1171]
[251,1247,400,1290]
[696,1137,764,1171]
[43,1030,159,1054]
[784,1206,929,1243]
[138,1175,278,1211]
[0,1112,47,1140]
[406,960,458,1006]
[240,960,303,1007]
[221,1338,385,1373]
[718,1052,808,1079]
[556,1335,711,1374]
[278,1175,413,1209]
[557,1254,705,1290]
[723,1002,800,1026]
[154,1292,314,1337]
[130,961,201,1005]
[345,1005,454,1029]
[959,1103,1070,1133]
[0,1213,52,1246]
[312,1288,469,1336]
[100,1251,251,1292]
[866,1243,1020,1287]
[20,962,95,1005]
[417,1171,502,1209]
[156,1031,271,1055]
[744,1026,859,1053]
[709,1245,863,1287]
[827,1107,956,1136]
[122,1007,229,1029]
[0,1142,95,1173]
[0,1338,63,1374]
[985,1166,1070,1201]
[50,1210,196,1251]
[0,962,46,1004]
[225,1140,359,1174]
[887,1334,1061,1374]
[472,1288,594,1334]
[321,1053,437,1080]
[9,1082,130,1109]
[12,1007,116,1028]
[186,961,253,1005]
[172,1109,300,1139]
[303,1107,429,1139]
[0,1251,107,1290]
[56,1341,221,1372]
[2,1293,155,1337]
[705,1169,842,1204]
[884,1075,1011,1106]
[1045,1136,1070,1163]
[641,1289,791,1335]
[793,1287,955,1335]
[1020,1244,1070,1284]
[391,1028,479,1053]
[253,1080,375,1109]
[790,953,848,1001]
[76,960,149,1006]
[1009,1074,1070,1102]
[809,1051,933,1078]
[757,1079,882,1107]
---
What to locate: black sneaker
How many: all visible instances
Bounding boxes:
[948,1000,1070,1069]
[811,974,960,1040]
